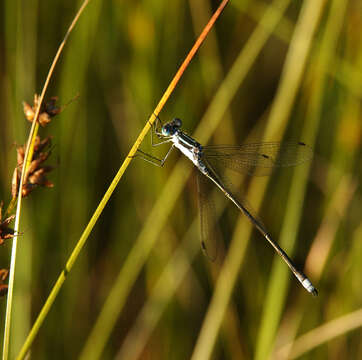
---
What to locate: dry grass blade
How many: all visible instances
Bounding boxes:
[4,1,91,359]
[275,308,362,359]
[269,174,358,360]
[17,1,230,359]
[79,0,290,358]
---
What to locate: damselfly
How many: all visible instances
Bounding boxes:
[136,116,317,296]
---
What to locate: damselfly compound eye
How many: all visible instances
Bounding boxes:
[162,124,174,136]
[161,126,169,136]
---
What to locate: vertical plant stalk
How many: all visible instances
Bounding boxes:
[16,1,230,359]
[2,1,90,360]
[191,0,327,358]
[2,119,36,360]
[267,0,351,357]
[80,0,293,358]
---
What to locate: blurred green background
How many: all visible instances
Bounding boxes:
[0,0,361,359]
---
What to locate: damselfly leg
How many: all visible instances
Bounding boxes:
[133,114,175,166]
[136,146,174,167]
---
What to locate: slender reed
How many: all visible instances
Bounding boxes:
[2,2,90,359]
[276,308,362,359]
[16,1,230,359]
[191,0,327,358]
[255,0,347,357]
[79,0,290,357]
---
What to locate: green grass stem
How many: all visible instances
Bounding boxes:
[16,1,230,358]
[79,0,293,357]
[3,2,91,358]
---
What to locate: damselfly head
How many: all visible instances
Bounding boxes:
[161,118,182,136]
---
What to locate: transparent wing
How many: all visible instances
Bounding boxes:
[202,141,312,176]
[196,171,219,261]
[201,155,267,229]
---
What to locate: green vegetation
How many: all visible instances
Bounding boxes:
[0,0,361,359]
